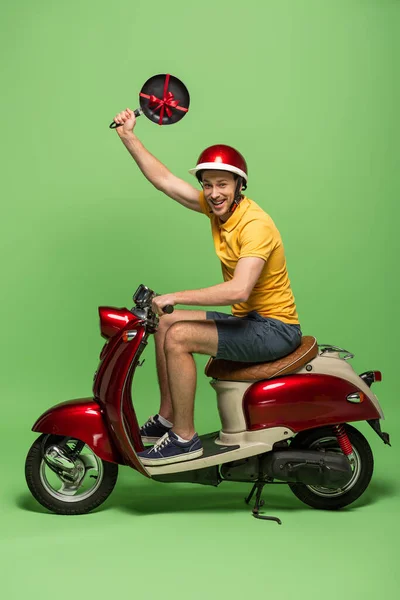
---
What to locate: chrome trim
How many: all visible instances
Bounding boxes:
[347,392,362,404]
[125,330,138,341]
[40,448,104,502]
[45,446,76,471]
[318,344,354,360]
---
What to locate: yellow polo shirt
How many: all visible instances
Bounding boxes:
[198,192,299,324]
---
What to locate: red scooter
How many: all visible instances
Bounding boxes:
[25,285,390,523]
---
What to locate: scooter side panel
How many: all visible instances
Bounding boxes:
[296,354,384,418]
[32,398,124,464]
[244,374,381,432]
[93,323,150,476]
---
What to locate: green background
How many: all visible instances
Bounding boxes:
[1,0,399,598]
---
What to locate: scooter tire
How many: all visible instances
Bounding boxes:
[25,434,119,515]
[288,424,374,510]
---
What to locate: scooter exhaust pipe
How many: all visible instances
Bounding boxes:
[264,450,353,489]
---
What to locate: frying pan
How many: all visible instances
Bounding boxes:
[109,73,190,128]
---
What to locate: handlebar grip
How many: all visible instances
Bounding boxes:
[109,108,142,129]
[163,305,174,314]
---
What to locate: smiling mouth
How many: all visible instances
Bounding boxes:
[210,199,226,207]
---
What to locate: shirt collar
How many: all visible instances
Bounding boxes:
[218,197,250,232]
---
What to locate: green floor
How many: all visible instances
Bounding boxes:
[2,421,399,600]
[2,0,399,596]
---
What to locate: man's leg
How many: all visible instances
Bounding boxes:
[138,320,219,465]
[164,320,219,439]
[154,310,207,422]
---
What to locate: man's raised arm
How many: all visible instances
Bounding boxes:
[113,108,202,213]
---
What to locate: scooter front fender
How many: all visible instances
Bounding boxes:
[32,398,124,464]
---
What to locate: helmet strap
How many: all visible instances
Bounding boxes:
[229,177,244,213]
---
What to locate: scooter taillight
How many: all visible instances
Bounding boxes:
[360,370,382,387]
[99,306,134,339]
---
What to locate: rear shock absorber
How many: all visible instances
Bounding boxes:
[334,424,356,465]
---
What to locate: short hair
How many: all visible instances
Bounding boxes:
[197,170,247,191]
[197,170,238,183]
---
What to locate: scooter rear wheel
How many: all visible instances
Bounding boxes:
[288,424,374,510]
[25,434,119,515]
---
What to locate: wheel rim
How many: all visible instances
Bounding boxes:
[39,441,104,503]
[305,436,362,497]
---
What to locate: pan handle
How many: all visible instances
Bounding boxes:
[109,108,142,129]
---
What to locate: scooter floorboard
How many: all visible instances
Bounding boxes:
[199,432,240,457]
[145,432,268,476]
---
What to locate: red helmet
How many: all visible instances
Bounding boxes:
[189,144,248,183]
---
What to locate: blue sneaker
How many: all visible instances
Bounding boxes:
[138,431,203,466]
[140,414,172,444]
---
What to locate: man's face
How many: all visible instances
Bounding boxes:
[202,170,239,221]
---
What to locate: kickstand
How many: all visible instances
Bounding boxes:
[245,483,282,525]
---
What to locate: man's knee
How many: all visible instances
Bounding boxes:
[156,312,177,336]
[157,310,206,337]
[164,322,189,354]
[156,311,188,339]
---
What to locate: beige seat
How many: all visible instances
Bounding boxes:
[205,336,318,382]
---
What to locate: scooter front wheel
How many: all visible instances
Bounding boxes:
[25,434,119,515]
[288,424,374,510]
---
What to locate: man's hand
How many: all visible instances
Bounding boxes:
[152,294,176,316]
[113,108,137,137]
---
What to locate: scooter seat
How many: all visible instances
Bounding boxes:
[205,336,318,381]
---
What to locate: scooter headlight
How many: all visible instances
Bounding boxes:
[99,307,133,339]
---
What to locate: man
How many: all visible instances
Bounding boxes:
[113,108,302,467]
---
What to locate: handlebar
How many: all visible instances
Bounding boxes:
[131,284,174,322]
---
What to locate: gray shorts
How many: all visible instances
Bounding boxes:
[206,310,302,363]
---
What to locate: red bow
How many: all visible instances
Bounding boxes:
[140,74,188,125]
[148,91,181,117]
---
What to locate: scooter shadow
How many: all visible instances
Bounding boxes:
[16,478,396,516]
[108,477,397,516]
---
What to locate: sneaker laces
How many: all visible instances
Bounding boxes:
[149,432,173,454]
[141,415,156,434]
